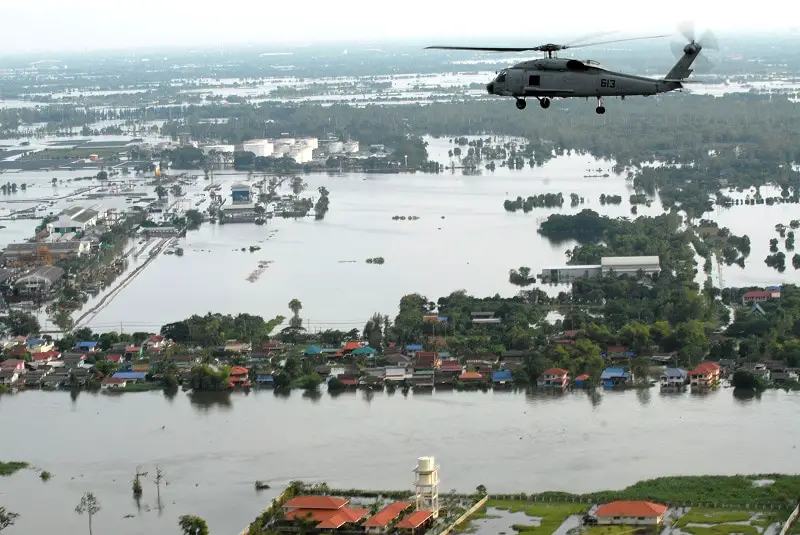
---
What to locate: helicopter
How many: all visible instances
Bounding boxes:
[426,23,718,114]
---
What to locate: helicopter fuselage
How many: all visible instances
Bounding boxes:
[486,58,682,100]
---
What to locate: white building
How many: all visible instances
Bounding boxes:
[242,139,274,157]
[289,147,314,164]
[601,256,661,276]
[201,144,235,155]
[327,141,344,154]
[343,140,360,153]
[540,265,602,283]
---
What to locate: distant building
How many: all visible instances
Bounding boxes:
[230,183,253,203]
[14,265,65,294]
[660,367,687,388]
[742,289,781,305]
[688,362,722,389]
[47,204,102,234]
[242,139,274,157]
[540,264,602,283]
[594,501,668,525]
[601,256,661,277]
[201,144,235,155]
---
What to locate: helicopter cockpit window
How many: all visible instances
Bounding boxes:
[496,71,507,83]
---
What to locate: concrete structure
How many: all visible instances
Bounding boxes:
[595,501,667,525]
[689,362,722,389]
[14,265,65,294]
[242,139,274,157]
[601,255,661,276]
[413,456,440,519]
[230,183,253,203]
[201,144,235,155]
[540,264,602,283]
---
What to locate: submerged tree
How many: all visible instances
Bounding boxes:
[178,515,209,535]
[154,466,165,510]
[75,492,101,535]
[132,465,147,498]
[0,507,19,532]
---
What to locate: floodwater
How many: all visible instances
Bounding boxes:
[1,135,799,331]
[0,388,798,535]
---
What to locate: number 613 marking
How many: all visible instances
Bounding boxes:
[600,78,616,88]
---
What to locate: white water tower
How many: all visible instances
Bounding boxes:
[413,456,440,518]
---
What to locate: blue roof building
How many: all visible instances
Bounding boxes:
[112,371,148,380]
[75,341,98,351]
[406,344,423,352]
[600,367,632,388]
[304,345,322,355]
[492,370,513,385]
[660,367,687,387]
[255,374,274,384]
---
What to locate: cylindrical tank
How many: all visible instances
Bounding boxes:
[328,141,343,154]
[343,141,359,153]
[417,456,434,473]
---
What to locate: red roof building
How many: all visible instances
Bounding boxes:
[688,362,722,388]
[538,368,570,389]
[439,360,463,374]
[395,510,434,531]
[32,350,61,363]
[283,496,368,530]
[363,501,412,532]
[594,501,668,525]
[106,354,123,363]
[414,351,441,370]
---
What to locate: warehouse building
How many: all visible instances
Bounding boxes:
[14,265,65,295]
[539,256,661,283]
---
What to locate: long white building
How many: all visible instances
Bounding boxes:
[540,255,661,283]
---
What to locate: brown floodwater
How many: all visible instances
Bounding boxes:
[0,387,798,535]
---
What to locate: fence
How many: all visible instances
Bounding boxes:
[488,494,797,510]
[778,503,800,535]
[436,495,489,535]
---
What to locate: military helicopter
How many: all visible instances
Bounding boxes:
[426,23,718,114]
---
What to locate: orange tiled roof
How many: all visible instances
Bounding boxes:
[576,374,590,381]
[396,510,433,529]
[595,501,667,518]
[543,368,568,375]
[283,496,348,510]
[689,362,721,375]
[363,502,412,527]
[229,366,248,376]
[285,507,368,529]
[459,371,483,381]
[342,340,362,351]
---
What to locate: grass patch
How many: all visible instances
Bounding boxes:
[0,461,29,476]
[585,526,649,535]
[487,500,587,534]
[533,475,800,508]
[681,525,759,535]
[676,509,754,526]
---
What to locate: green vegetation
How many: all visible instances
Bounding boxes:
[178,515,209,535]
[675,509,754,526]
[485,500,587,533]
[680,525,759,535]
[584,527,641,535]
[0,507,19,532]
[39,470,52,481]
[0,461,29,476]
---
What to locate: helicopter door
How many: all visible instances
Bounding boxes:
[507,69,524,96]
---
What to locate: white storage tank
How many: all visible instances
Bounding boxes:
[343,141,359,153]
[300,137,318,150]
[416,456,435,485]
[242,140,273,158]
[327,141,344,154]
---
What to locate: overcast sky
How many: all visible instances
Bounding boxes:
[1,0,798,53]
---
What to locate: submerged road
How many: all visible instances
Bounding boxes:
[73,237,170,328]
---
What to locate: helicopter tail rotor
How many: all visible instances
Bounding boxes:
[670,21,718,75]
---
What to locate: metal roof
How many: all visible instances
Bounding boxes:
[601,256,660,267]
[71,209,98,223]
[16,265,65,283]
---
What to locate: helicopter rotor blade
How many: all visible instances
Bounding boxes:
[698,30,719,51]
[563,31,619,46]
[692,53,715,74]
[678,20,696,42]
[563,34,670,50]
[424,45,536,52]
[670,41,687,60]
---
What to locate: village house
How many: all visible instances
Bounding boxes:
[574,374,590,387]
[27,338,55,354]
[742,288,780,305]
[593,501,668,526]
[411,370,435,389]
[25,368,51,387]
[385,366,409,382]
[143,334,167,351]
[106,354,123,364]
[111,371,147,383]
[500,350,527,367]
[0,358,26,372]
[458,371,484,386]
[414,351,441,370]
[223,340,251,353]
[74,341,98,353]
[280,496,369,532]
[385,353,412,366]
[101,377,128,389]
[0,369,21,386]
[405,344,423,357]
[688,362,722,389]
[32,350,61,364]
[436,360,464,386]
[538,368,570,389]
[660,367,688,388]
[491,369,513,387]
[363,502,412,535]
[600,367,633,388]
[228,366,251,388]
[395,511,435,533]
[61,353,88,368]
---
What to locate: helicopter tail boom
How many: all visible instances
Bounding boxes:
[665,42,702,80]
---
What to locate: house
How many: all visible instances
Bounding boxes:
[594,501,668,526]
[386,353,412,366]
[500,350,527,366]
[411,370,435,388]
[363,502,412,534]
[111,371,147,382]
[32,350,61,364]
[62,353,88,368]
[125,346,142,359]
[742,289,780,305]
[106,354,123,364]
[574,374,590,387]
[143,334,167,350]
[337,374,359,387]
[229,366,251,388]
[351,346,377,358]
[27,338,54,354]
[604,346,631,358]
[772,370,799,384]
[74,341,98,353]
[660,367,687,388]
[223,340,250,353]
[255,374,275,387]
[262,340,285,352]
[395,510,435,533]
[471,311,501,325]
[538,368,569,389]
[282,496,369,531]
[385,366,409,382]
[405,344,423,356]
[25,368,50,386]
[101,377,128,389]
[458,371,485,387]
[439,360,464,376]
[0,359,25,372]
[42,372,69,388]
[0,369,20,386]
[341,340,363,354]
[414,351,441,370]
[600,367,632,388]
[688,362,722,389]
[491,369,513,387]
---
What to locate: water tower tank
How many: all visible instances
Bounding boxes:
[416,456,436,485]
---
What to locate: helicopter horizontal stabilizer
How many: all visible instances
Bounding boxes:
[660,78,701,83]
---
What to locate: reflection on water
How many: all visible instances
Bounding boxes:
[0,389,798,535]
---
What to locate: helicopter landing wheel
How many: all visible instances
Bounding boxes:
[595,97,605,114]
[539,97,551,109]
[515,98,527,110]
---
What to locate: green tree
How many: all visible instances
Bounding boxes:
[75,492,101,535]
[179,515,209,535]
[155,185,167,199]
[6,311,40,337]
[288,299,303,329]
